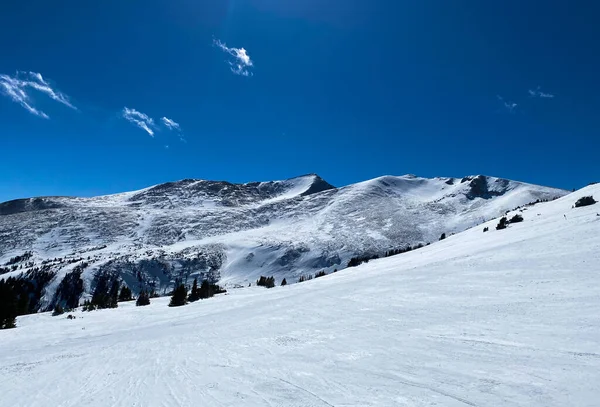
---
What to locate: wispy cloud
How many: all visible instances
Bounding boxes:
[0,71,76,118]
[122,107,155,136]
[213,39,254,76]
[528,86,555,99]
[161,116,186,142]
[497,95,517,113]
[161,117,180,131]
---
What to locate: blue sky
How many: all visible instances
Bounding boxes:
[1,0,599,202]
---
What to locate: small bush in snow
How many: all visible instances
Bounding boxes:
[483,227,489,232]
[574,196,596,208]
[281,278,287,286]
[439,233,446,240]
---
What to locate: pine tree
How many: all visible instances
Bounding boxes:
[52,304,65,316]
[188,278,200,302]
[169,284,188,307]
[118,285,133,302]
[281,278,287,286]
[0,280,18,329]
[439,233,446,240]
[496,217,508,230]
[109,280,119,308]
[136,290,151,306]
[199,280,212,299]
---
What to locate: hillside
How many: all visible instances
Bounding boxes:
[0,174,566,309]
[0,183,598,406]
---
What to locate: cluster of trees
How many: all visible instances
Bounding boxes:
[574,196,597,208]
[347,241,432,269]
[297,270,328,283]
[510,214,524,223]
[496,214,524,230]
[169,278,226,307]
[384,242,426,259]
[347,254,380,268]
[4,251,33,266]
[83,272,119,311]
[256,276,276,288]
[0,268,56,328]
[47,266,86,312]
[298,274,313,283]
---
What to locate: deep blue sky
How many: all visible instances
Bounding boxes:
[1,0,599,202]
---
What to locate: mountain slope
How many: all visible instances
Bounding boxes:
[0,183,598,406]
[0,174,566,308]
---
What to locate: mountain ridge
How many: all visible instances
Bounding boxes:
[0,173,568,310]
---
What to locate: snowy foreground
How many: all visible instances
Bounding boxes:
[1,185,599,406]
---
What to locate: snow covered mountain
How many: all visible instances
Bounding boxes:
[1,182,598,406]
[0,174,566,308]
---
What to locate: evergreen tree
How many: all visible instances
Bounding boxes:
[108,280,120,308]
[136,290,151,306]
[281,278,287,286]
[169,284,188,307]
[496,217,508,230]
[188,278,200,302]
[199,280,212,299]
[118,285,133,302]
[439,233,446,240]
[52,304,65,316]
[0,280,17,329]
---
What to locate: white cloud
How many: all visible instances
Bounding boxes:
[528,87,555,98]
[0,71,76,118]
[122,107,155,136]
[213,39,254,76]
[161,117,180,131]
[497,95,517,112]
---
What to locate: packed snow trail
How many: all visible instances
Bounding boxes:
[0,184,598,406]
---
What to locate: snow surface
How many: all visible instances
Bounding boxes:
[1,184,598,406]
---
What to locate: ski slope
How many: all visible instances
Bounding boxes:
[0,184,598,406]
